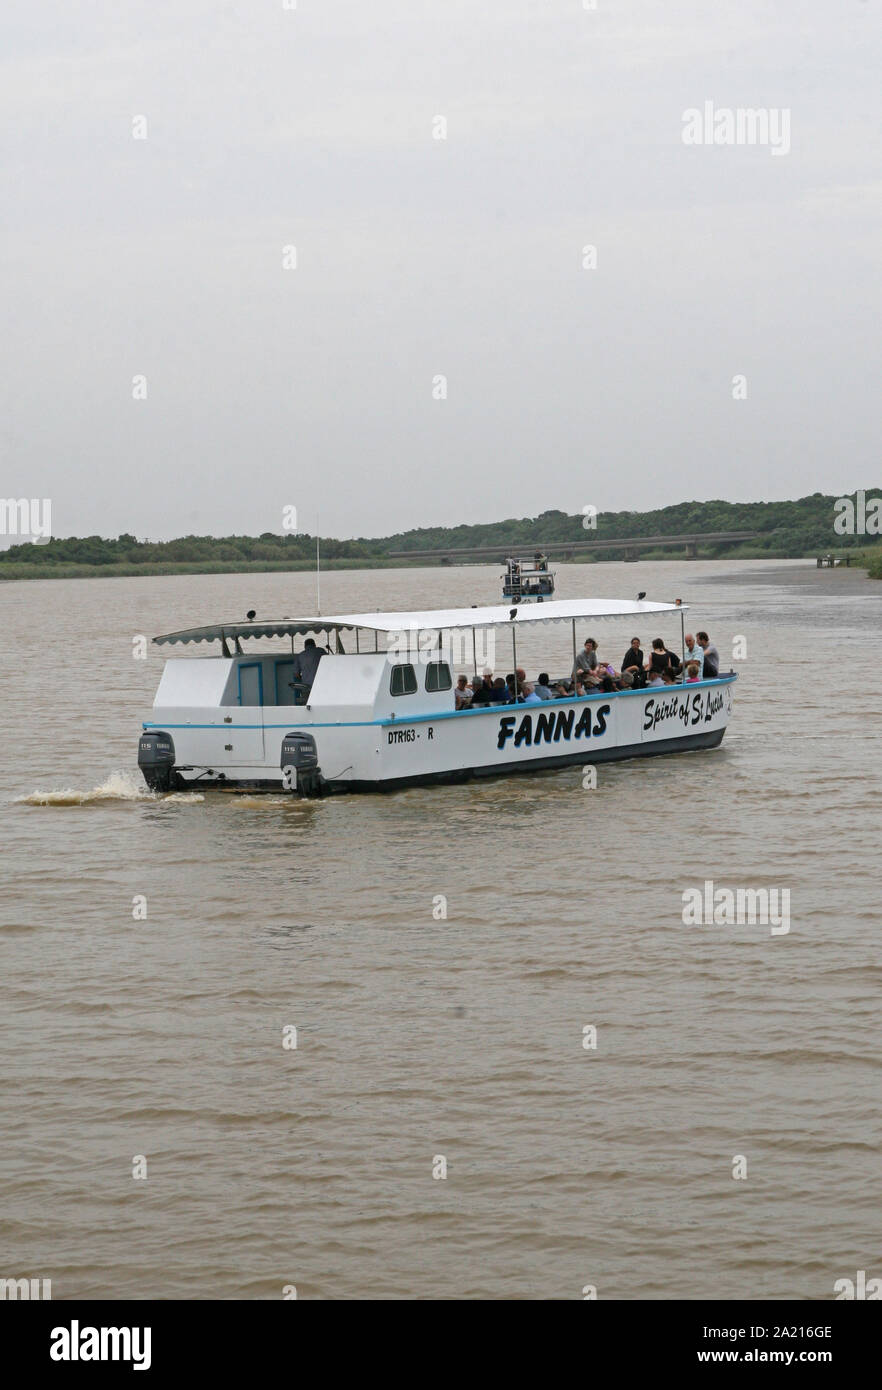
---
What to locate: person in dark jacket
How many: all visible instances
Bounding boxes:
[648,638,682,678]
[291,638,324,698]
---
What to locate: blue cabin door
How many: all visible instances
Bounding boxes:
[219,662,265,764]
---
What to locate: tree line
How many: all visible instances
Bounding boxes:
[1,491,879,571]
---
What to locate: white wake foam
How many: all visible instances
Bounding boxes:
[15,771,203,806]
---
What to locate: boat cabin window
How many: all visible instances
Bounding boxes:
[390,663,418,696]
[425,660,452,692]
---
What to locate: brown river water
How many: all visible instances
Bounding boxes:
[1,559,880,1299]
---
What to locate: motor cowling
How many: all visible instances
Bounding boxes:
[280,731,324,797]
[138,730,179,792]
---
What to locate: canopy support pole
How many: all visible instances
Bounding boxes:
[472,627,477,678]
[355,629,360,653]
[572,620,577,690]
[512,627,518,701]
[680,608,686,671]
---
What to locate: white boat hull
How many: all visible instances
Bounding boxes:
[141,676,736,795]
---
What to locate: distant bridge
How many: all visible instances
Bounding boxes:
[386,531,758,564]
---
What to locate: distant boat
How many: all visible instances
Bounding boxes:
[501,553,555,602]
[138,598,736,796]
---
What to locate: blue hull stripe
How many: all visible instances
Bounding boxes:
[143,674,737,732]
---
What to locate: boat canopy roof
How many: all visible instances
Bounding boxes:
[153,598,686,646]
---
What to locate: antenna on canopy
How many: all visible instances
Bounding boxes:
[316,516,321,616]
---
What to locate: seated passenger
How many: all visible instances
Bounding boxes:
[660,668,677,685]
[649,638,681,678]
[646,669,664,687]
[619,670,635,689]
[455,675,472,709]
[574,638,600,685]
[588,651,619,686]
[685,661,701,682]
[696,631,720,678]
[683,634,704,677]
[520,682,542,705]
[491,677,511,703]
[534,672,554,700]
[621,637,644,675]
[470,676,495,706]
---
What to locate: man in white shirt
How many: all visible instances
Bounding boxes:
[683,634,704,677]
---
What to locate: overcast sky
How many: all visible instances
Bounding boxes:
[2,0,880,541]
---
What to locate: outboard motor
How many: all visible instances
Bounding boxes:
[138,730,179,792]
[280,731,324,797]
